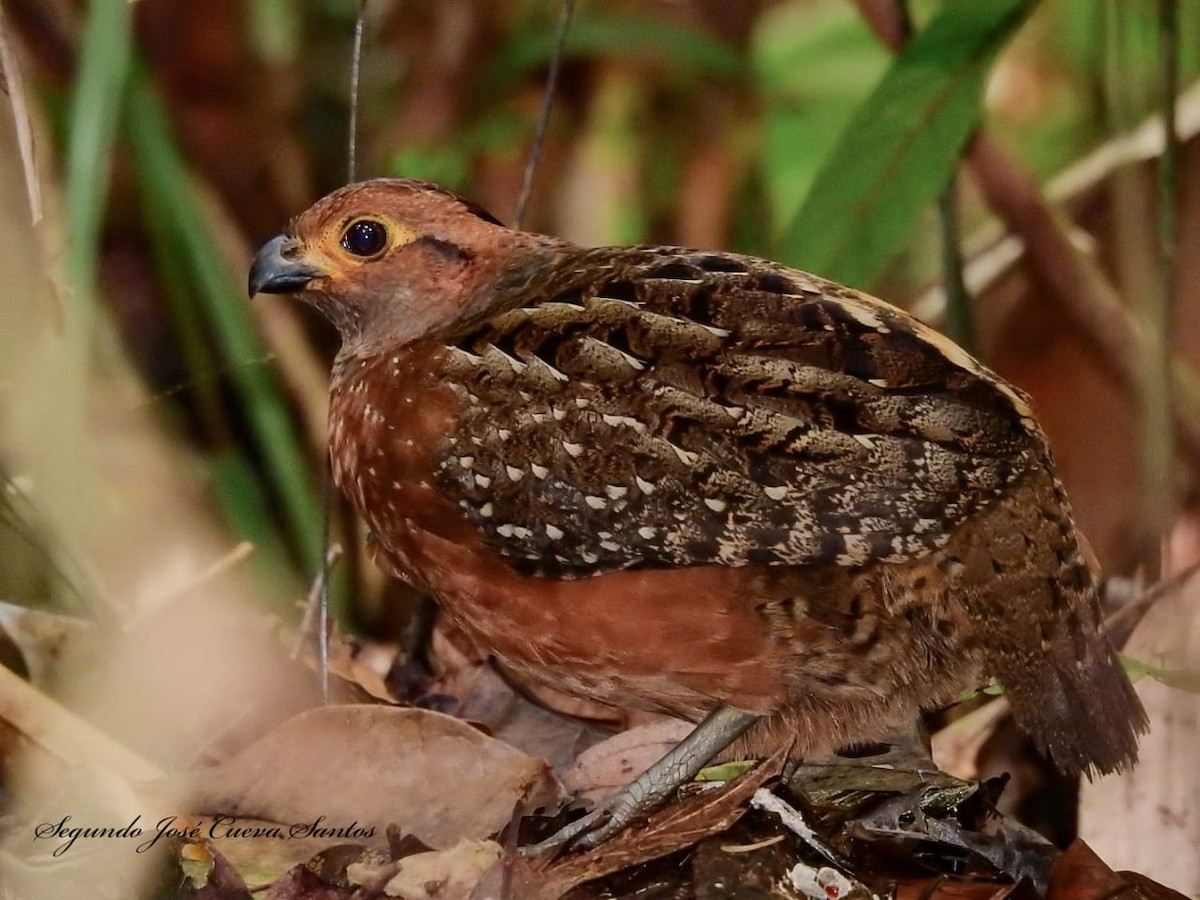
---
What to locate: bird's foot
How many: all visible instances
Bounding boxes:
[521,705,760,856]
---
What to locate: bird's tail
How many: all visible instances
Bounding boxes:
[997,623,1146,777]
[972,467,1148,777]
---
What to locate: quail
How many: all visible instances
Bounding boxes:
[249,178,1146,850]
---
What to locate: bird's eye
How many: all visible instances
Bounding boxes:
[341,219,388,257]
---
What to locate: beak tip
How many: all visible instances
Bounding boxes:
[248,234,320,298]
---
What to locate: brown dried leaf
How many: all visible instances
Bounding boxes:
[184,705,563,850]
[264,864,354,900]
[1051,844,1190,900]
[453,662,607,776]
[892,878,1025,900]
[561,719,693,803]
[176,843,253,900]
[430,625,625,729]
[512,745,788,899]
[1049,841,1190,900]
[382,839,502,899]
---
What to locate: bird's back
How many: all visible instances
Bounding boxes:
[327,240,1145,775]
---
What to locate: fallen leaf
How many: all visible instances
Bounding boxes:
[176,844,253,900]
[515,745,788,899]
[264,864,354,900]
[383,839,502,899]
[1049,841,1190,900]
[453,662,609,776]
[184,705,563,850]
[561,718,692,802]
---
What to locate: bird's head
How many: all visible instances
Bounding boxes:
[249,178,538,353]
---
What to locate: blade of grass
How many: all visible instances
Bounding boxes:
[208,452,302,610]
[63,0,132,355]
[138,183,229,444]
[52,0,133,624]
[781,0,1035,288]
[123,66,324,612]
[487,11,742,92]
[753,3,891,235]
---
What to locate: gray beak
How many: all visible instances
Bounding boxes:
[248,234,324,297]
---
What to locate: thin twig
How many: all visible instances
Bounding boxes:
[1,473,88,608]
[148,541,255,608]
[317,487,336,701]
[0,5,42,222]
[293,543,344,698]
[513,0,576,228]
[313,0,370,700]
[347,0,367,183]
[1103,561,1200,635]
[1158,2,1180,294]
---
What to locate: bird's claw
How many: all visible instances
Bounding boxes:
[520,807,609,857]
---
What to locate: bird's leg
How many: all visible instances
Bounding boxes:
[522,704,761,855]
[385,594,439,702]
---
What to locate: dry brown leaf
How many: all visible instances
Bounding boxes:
[931,697,1011,780]
[263,864,354,900]
[188,816,359,889]
[1049,840,1190,900]
[508,745,788,900]
[453,662,607,776]
[383,839,502,899]
[184,705,562,850]
[430,625,626,729]
[176,843,254,900]
[561,718,693,803]
[892,878,1026,900]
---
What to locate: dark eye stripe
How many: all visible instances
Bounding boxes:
[342,220,388,257]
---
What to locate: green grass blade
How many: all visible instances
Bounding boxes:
[208,452,303,607]
[123,67,324,603]
[64,0,132,347]
[780,0,1036,289]
[487,11,743,90]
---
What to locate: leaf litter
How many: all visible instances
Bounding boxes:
[2,610,1192,899]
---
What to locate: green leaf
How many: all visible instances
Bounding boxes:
[486,11,743,91]
[780,0,1036,288]
[1123,656,1200,694]
[753,4,891,234]
[957,676,1005,701]
[124,67,322,615]
[696,760,755,782]
[64,0,132,358]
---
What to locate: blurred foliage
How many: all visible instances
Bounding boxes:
[1,0,1198,627]
[781,0,1035,287]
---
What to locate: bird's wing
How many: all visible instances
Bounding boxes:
[433,247,1044,578]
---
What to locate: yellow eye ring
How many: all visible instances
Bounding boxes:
[341,219,389,257]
